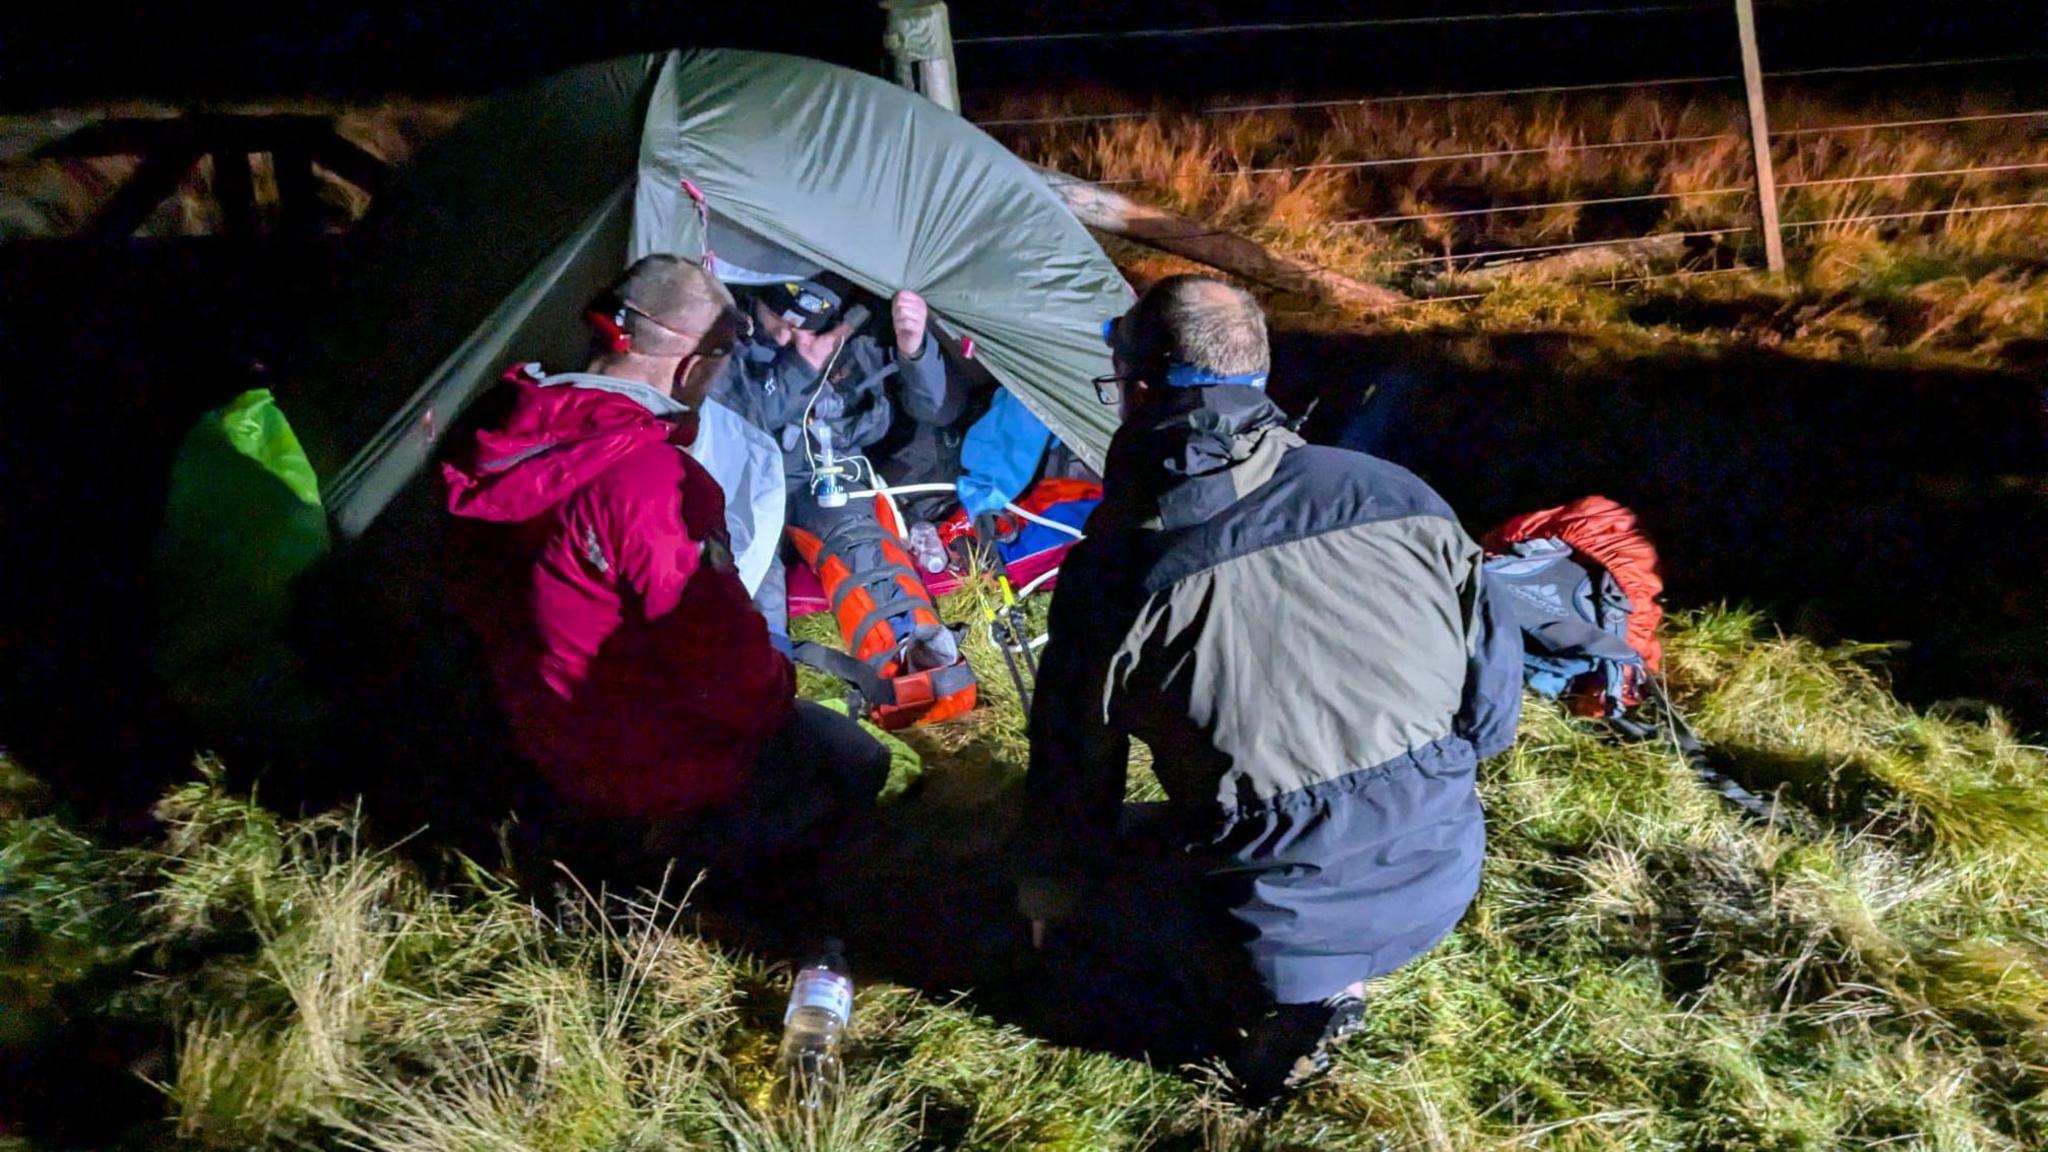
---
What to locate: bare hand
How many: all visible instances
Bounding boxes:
[891,289,929,359]
[1030,919,1047,950]
[791,323,847,373]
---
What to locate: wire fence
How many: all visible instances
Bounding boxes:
[1397,263,1755,308]
[953,4,1721,47]
[1338,187,1753,229]
[973,54,2046,129]
[1076,132,1742,187]
[949,3,2048,293]
[1388,230,1749,269]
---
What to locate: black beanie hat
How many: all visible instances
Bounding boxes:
[755,272,853,333]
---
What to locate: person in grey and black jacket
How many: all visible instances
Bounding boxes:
[1017,275,1523,1102]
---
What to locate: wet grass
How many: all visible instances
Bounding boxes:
[5,606,2048,1150]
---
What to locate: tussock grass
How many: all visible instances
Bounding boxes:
[995,90,2048,266]
[988,90,2048,367]
[6,607,2048,1149]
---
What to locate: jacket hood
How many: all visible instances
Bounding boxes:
[1101,386,1297,531]
[443,373,686,522]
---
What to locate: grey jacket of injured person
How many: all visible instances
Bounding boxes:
[711,327,958,493]
[1020,386,1524,1004]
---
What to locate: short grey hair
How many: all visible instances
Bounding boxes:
[1125,275,1269,377]
[613,254,736,351]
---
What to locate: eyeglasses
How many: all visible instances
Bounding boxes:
[624,300,755,353]
[1095,315,1137,404]
[1090,372,1127,405]
[690,309,751,369]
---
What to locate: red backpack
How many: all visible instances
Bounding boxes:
[1483,496,1664,717]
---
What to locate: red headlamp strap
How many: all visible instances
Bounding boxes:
[586,306,633,354]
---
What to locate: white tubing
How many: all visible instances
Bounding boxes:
[843,483,956,499]
[1014,565,1060,601]
[1004,502,1085,540]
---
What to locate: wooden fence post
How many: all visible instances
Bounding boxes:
[1734,0,1786,273]
[882,0,960,112]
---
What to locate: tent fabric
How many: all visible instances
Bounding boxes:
[633,49,1129,474]
[282,54,664,540]
[284,48,1128,547]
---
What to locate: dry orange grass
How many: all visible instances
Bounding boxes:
[998,91,2048,263]
[986,88,2048,366]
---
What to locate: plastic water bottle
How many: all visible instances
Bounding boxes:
[775,939,854,1110]
[907,521,948,573]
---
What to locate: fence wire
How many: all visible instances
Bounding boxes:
[1390,230,1745,268]
[1058,132,1736,184]
[1337,186,1753,228]
[1241,133,1739,177]
[1781,159,2048,189]
[1773,109,2048,137]
[975,75,1736,129]
[965,11,2048,286]
[956,5,1715,47]
[1770,52,2048,80]
[975,55,2048,130]
[1385,199,2048,270]
[1784,199,2048,230]
[1078,118,2048,191]
[1397,264,1757,306]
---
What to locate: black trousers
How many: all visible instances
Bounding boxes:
[541,699,890,896]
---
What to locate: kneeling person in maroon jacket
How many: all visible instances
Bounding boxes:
[440,254,889,883]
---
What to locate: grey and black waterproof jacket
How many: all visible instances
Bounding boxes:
[1023,388,1523,1003]
[711,330,956,494]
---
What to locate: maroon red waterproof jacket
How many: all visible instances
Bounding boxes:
[441,367,795,819]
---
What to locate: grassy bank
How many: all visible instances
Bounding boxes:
[5,606,2047,1150]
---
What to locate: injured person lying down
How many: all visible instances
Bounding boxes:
[710,270,1102,731]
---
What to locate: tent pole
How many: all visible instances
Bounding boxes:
[882,0,960,112]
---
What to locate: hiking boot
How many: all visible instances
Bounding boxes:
[1225,987,1368,1106]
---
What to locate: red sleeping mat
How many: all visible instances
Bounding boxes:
[784,542,1072,618]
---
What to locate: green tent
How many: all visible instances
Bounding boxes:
[279,47,1132,542]
[157,48,1130,740]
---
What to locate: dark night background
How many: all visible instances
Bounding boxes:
[1,2,2042,110]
